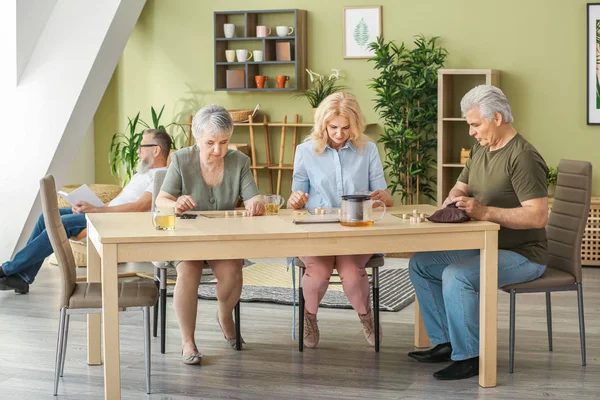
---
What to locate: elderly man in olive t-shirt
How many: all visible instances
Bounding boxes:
[407,85,549,381]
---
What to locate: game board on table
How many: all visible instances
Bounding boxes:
[196,210,251,218]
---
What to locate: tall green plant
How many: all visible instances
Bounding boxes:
[368,35,447,204]
[109,105,185,186]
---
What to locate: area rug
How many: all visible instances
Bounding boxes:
[165,258,415,312]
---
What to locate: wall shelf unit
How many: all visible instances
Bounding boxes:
[437,69,500,206]
[214,9,307,91]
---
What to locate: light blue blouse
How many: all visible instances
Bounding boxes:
[291,140,388,208]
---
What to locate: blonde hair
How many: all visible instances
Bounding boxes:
[307,92,368,154]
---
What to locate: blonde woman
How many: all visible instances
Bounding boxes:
[288,92,394,348]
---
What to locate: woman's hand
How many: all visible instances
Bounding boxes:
[288,190,309,209]
[370,190,393,207]
[175,195,197,215]
[245,199,265,216]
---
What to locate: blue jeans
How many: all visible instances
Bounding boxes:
[1,208,87,284]
[408,250,546,361]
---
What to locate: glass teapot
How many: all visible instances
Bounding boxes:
[339,195,386,227]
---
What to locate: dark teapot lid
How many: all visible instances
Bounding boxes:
[341,194,371,202]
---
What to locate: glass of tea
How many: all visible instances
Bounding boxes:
[152,206,176,230]
[264,194,285,215]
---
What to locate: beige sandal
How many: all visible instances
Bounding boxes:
[217,311,245,349]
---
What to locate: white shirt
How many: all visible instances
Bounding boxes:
[108,167,167,208]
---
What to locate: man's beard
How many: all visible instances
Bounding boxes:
[136,157,151,174]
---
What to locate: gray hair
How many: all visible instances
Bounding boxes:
[460,85,514,123]
[191,104,234,140]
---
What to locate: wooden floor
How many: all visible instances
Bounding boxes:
[1,261,599,399]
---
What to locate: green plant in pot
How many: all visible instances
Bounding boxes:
[109,105,185,186]
[547,165,558,197]
[368,35,448,204]
[294,69,347,113]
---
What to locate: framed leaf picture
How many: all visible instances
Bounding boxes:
[343,6,382,59]
[587,3,600,124]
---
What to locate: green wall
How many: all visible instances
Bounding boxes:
[95,0,598,198]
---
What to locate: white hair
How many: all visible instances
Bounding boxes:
[460,85,514,123]
[191,104,234,140]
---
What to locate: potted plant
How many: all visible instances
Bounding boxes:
[547,165,558,197]
[294,69,347,116]
[368,35,448,204]
[109,105,185,186]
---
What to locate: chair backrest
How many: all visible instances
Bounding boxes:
[152,169,168,211]
[39,175,77,308]
[547,159,592,282]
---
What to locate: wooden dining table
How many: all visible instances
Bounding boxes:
[85,205,499,399]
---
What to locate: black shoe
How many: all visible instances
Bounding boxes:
[408,343,452,363]
[433,357,479,380]
[0,275,29,294]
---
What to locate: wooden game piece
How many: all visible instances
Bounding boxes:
[242,211,248,217]
[225,211,232,217]
[402,213,408,219]
[233,210,239,217]
[420,213,425,219]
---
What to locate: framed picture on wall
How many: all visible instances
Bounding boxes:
[343,6,382,59]
[587,3,600,124]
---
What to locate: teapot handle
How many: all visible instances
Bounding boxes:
[372,200,386,221]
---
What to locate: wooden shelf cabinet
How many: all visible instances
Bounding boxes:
[437,69,500,206]
[214,9,307,91]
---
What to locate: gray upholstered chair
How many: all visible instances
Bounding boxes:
[294,255,384,352]
[151,169,242,353]
[501,159,592,373]
[40,175,157,396]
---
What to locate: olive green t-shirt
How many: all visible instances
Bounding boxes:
[161,145,260,211]
[458,133,548,265]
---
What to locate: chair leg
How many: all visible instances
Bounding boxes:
[143,306,151,394]
[577,283,586,366]
[54,307,67,396]
[234,301,241,351]
[546,292,553,351]
[59,314,70,377]
[509,290,516,374]
[160,268,167,354]
[153,267,159,338]
[299,267,305,352]
[373,266,380,353]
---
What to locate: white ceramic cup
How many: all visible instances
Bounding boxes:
[254,50,264,62]
[276,26,294,37]
[236,49,253,62]
[224,23,235,38]
[225,50,236,62]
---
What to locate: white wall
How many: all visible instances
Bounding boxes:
[16,0,57,83]
[2,0,145,261]
[66,123,95,184]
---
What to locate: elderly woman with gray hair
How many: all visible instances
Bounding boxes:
[407,85,549,380]
[156,104,264,365]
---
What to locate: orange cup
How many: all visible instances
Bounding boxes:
[255,75,268,89]
[276,75,290,89]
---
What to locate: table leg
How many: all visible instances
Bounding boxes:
[413,299,430,348]
[87,226,101,365]
[101,244,121,400]
[479,230,498,388]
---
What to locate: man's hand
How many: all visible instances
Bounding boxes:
[288,190,309,209]
[442,197,455,208]
[175,195,197,215]
[72,201,97,214]
[454,196,488,220]
[370,190,393,207]
[245,199,265,216]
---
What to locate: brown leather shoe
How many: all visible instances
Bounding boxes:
[358,307,382,347]
[303,309,320,348]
